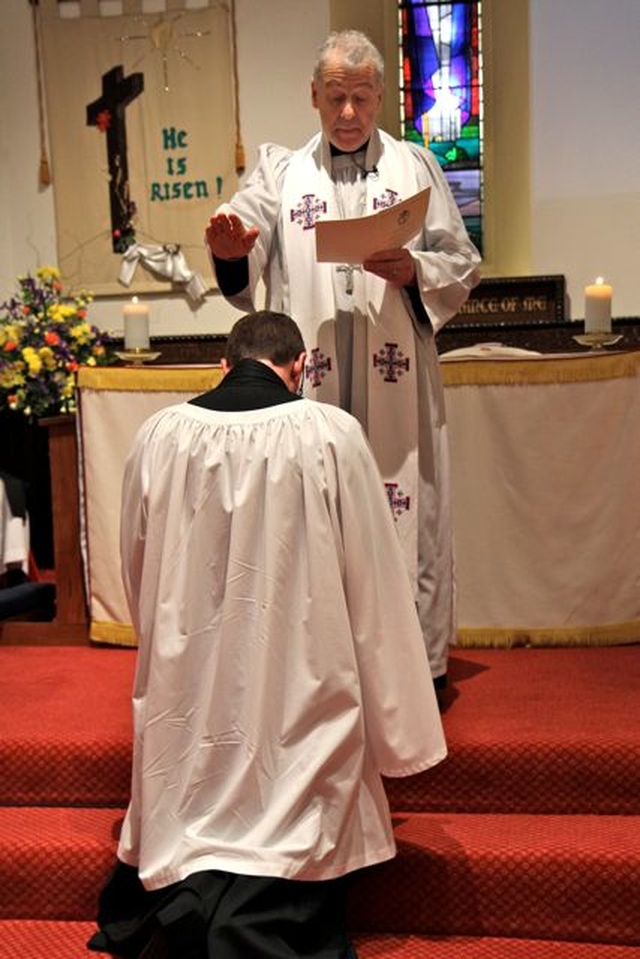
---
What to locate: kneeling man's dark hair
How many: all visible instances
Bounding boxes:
[225,311,305,369]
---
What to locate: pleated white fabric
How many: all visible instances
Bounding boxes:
[118,399,446,890]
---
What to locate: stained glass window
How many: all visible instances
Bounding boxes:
[399,1,483,252]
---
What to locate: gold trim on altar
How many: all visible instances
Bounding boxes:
[441,349,640,387]
[77,365,223,392]
[457,620,640,650]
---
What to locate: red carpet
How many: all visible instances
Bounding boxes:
[0,645,133,807]
[0,927,637,959]
[387,645,640,814]
[0,644,639,956]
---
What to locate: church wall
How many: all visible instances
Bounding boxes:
[1,0,639,334]
[529,0,640,319]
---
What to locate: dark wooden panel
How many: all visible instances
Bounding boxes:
[111,334,227,366]
[437,317,640,355]
[131,320,640,359]
[448,275,566,327]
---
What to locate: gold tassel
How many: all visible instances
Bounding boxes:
[235,141,245,176]
[230,0,244,180]
[31,0,52,188]
[39,151,51,187]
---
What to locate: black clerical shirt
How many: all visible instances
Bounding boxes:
[188,358,301,411]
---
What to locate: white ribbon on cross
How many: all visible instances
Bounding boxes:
[119,242,208,302]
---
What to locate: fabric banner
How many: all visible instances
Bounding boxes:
[38,0,237,295]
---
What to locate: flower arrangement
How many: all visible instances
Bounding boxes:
[0,266,116,418]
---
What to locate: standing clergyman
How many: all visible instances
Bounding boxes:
[206,29,481,694]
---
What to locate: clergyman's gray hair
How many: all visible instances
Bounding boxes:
[312,30,385,85]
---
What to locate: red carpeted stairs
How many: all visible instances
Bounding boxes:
[0,644,639,957]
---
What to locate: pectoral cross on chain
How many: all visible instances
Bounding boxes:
[336,263,362,295]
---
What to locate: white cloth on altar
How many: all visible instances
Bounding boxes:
[213,128,481,678]
[440,342,542,360]
[117,398,446,890]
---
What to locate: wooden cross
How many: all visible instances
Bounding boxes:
[87,65,144,253]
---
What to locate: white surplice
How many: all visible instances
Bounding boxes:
[214,128,481,678]
[117,398,446,891]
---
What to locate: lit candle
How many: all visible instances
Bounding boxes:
[584,277,612,333]
[123,296,150,350]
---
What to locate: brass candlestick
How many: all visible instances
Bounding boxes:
[115,348,162,365]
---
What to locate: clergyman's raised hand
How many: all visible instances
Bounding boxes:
[206,212,260,261]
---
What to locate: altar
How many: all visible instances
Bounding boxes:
[77,365,222,645]
[441,348,640,647]
[76,351,640,648]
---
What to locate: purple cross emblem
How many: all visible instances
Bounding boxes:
[373,343,410,383]
[385,482,411,519]
[373,189,399,211]
[290,194,327,230]
[305,347,332,388]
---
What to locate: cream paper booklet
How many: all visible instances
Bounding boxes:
[315,187,431,264]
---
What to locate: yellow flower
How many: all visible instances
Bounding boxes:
[61,377,75,399]
[48,303,77,323]
[0,324,21,348]
[22,346,42,376]
[39,346,57,371]
[36,266,61,284]
[0,367,23,389]
[70,322,92,345]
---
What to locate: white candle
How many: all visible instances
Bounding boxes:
[584,277,612,333]
[123,296,150,350]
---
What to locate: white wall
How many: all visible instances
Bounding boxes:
[529,0,640,318]
[0,2,58,296]
[2,0,640,329]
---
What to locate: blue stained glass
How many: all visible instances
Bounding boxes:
[399,0,483,252]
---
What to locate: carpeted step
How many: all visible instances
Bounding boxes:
[0,926,637,959]
[2,805,639,946]
[0,806,121,920]
[0,920,107,958]
[0,646,133,808]
[384,738,640,817]
[354,935,640,957]
[2,646,639,816]
[386,646,640,816]
[348,812,640,946]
